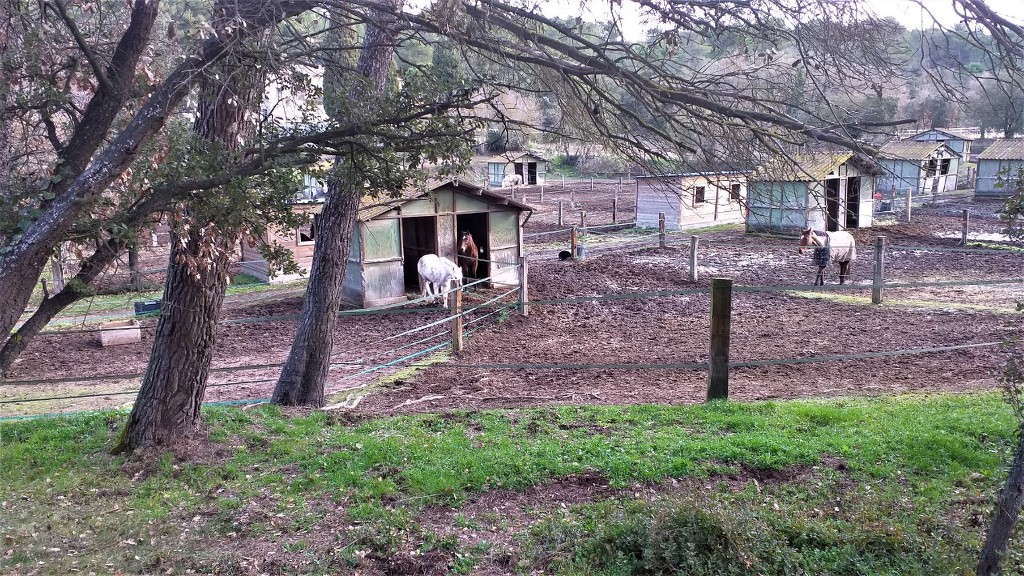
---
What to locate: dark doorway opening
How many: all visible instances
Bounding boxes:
[845,177,861,229]
[402,216,437,292]
[825,178,841,232]
[455,213,489,286]
[527,162,538,185]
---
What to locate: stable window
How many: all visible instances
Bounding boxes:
[729,183,742,202]
[487,162,505,187]
[694,186,706,204]
[925,159,938,177]
[297,213,320,245]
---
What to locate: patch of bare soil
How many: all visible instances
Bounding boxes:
[4,190,1022,419]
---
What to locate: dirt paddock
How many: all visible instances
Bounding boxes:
[2,189,1022,418]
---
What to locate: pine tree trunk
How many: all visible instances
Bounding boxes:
[112,0,264,452]
[271,0,403,407]
[271,169,361,406]
[977,425,1024,575]
[112,227,235,453]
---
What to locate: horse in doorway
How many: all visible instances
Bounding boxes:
[458,230,479,280]
[797,228,856,286]
[417,254,462,308]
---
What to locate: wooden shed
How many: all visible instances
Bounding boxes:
[240,179,532,308]
[746,152,880,234]
[876,141,961,196]
[635,172,748,231]
[974,139,1024,196]
[486,152,549,187]
[906,128,973,160]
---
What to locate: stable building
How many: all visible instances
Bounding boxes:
[240,179,532,307]
[876,140,961,197]
[635,172,748,230]
[975,139,1024,196]
[745,152,880,234]
[905,128,973,160]
[485,152,549,187]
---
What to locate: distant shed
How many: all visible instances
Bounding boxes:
[746,152,880,234]
[974,139,1024,196]
[485,152,549,186]
[906,128,973,160]
[876,141,961,196]
[240,179,532,307]
[635,172,748,230]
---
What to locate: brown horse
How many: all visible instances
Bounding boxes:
[458,230,479,279]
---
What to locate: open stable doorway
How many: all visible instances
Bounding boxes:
[455,213,489,284]
[401,216,437,292]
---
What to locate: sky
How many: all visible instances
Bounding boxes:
[573,0,1024,41]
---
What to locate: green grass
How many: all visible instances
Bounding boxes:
[0,394,1021,574]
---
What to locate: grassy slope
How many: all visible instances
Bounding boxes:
[0,393,1021,574]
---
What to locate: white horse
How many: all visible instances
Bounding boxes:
[417,254,463,307]
[501,173,523,188]
[797,228,856,286]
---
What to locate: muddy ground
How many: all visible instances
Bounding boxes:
[2,188,1022,417]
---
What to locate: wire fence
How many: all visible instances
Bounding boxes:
[4,213,1023,419]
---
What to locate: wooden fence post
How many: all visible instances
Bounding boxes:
[961,209,970,246]
[580,210,587,232]
[540,184,545,203]
[570,226,579,259]
[451,287,464,352]
[590,176,594,192]
[518,256,529,317]
[905,188,912,223]
[612,198,618,224]
[561,174,565,188]
[689,235,699,282]
[570,187,575,206]
[658,212,666,248]
[872,236,885,305]
[707,277,732,401]
[558,201,564,227]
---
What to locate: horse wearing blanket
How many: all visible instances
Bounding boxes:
[797,228,856,286]
[417,254,463,308]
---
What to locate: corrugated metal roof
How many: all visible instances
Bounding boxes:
[486,151,548,163]
[878,140,957,160]
[976,139,1024,160]
[906,128,974,141]
[357,179,532,221]
[750,152,855,181]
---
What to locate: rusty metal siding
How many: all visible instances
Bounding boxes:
[976,159,1024,195]
[362,218,401,262]
[400,198,435,216]
[436,213,457,261]
[362,260,405,305]
[489,210,519,252]
[342,259,364,305]
[455,194,490,212]
[349,226,361,262]
[488,246,520,285]
[746,181,809,233]
[435,189,454,213]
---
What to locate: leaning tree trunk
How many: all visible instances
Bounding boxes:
[271,167,361,405]
[271,0,403,406]
[112,0,264,453]
[977,424,1024,575]
[112,227,235,453]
